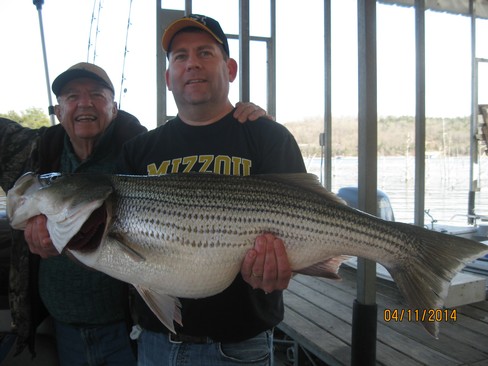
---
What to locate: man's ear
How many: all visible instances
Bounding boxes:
[54,105,62,124]
[227,58,238,83]
[112,101,118,118]
[165,69,172,91]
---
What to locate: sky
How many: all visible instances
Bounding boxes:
[1,0,488,130]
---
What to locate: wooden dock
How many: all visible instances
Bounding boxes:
[276,267,488,366]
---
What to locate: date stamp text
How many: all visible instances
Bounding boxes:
[383,308,457,323]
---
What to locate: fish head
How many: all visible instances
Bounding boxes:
[7,172,113,253]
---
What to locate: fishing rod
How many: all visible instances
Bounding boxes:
[119,0,134,109]
[33,0,56,126]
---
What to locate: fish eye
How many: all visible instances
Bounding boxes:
[38,172,64,187]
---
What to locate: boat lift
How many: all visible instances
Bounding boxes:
[470,57,488,224]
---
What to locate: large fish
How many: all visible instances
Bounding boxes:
[7,172,488,337]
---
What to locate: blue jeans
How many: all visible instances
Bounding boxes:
[55,320,136,366]
[136,327,273,366]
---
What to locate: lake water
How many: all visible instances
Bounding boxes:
[305,155,488,227]
[2,155,488,227]
[0,191,5,211]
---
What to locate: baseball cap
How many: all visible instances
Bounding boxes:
[52,62,115,97]
[162,14,230,57]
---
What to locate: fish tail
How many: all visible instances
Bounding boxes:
[386,222,488,338]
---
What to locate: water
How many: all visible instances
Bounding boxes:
[2,155,488,227]
[305,155,488,227]
[0,190,4,212]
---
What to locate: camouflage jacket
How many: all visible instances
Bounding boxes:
[0,112,146,356]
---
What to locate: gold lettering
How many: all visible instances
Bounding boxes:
[171,158,182,173]
[147,156,252,177]
[182,156,198,173]
[147,161,170,176]
[231,157,241,175]
[241,159,252,176]
[214,155,232,175]
[199,155,213,173]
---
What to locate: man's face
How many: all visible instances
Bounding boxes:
[55,78,117,141]
[165,30,237,109]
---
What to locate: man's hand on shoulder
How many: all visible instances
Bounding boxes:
[234,102,275,123]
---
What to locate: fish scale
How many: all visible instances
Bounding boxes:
[123,174,409,269]
[7,171,488,337]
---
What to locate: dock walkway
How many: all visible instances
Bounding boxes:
[276,267,488,366]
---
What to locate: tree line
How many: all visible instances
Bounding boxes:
[0,108,51,129]
[284,115,473,157]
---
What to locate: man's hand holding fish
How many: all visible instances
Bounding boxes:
[24,215,57,258]
[241,233,292,293]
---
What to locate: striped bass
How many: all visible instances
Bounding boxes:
[6,172,488,337]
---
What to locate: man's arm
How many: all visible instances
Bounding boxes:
[0,118,41,192]
[0,119,59,257]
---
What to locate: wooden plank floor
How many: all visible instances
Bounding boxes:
[276,267,488,366]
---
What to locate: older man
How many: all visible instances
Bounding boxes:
[1,63,146,365]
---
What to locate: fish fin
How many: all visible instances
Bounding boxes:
[294,255,350,279]
[109,233,146,262]
[64,250,98,272]
[135,285,182,333]
[257,173,347,205]
[384,221,488,338]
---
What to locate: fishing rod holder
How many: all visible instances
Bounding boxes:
[33,0,44,10]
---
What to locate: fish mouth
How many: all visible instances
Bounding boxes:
[65,203,107,252]
[7,172,41,227]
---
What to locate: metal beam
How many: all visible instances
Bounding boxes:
[267,0,277,118]
[323,0,332,190]
[239,0,250,102]
[468,0,479,223]
[353,0,378,364]
[414,0,426,227]
[156,0,165,126]
[156,6,184,126]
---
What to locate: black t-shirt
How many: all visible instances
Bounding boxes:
[119,110,306,342]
